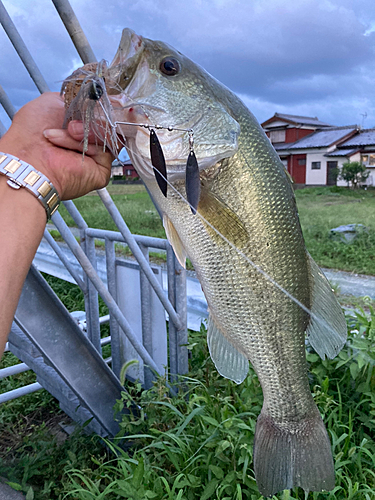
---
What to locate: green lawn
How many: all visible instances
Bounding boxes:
[295,187,375,275]
[61,183,375,275]
[60,183,165,238]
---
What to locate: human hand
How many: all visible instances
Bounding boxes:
[0,92,114,200]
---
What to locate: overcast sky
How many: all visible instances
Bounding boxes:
[1,0,375,132]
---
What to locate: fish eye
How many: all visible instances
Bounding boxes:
[159,57,180,76]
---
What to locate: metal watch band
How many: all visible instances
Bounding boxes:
[0,152,60,220]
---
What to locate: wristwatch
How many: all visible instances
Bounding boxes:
[0,152,60,220]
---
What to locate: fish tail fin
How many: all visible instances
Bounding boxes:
[253,410,335,497]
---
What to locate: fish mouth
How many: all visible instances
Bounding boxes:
[106,29,189,180]
[107,28,145,96]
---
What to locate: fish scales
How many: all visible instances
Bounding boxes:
[153,107,314,422]
[62,28,347,497]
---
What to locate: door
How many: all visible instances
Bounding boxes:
[291,155,306,184]
[327,161,338,186]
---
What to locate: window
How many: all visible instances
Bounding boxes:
[298,158,306,166]
[361,154,375,165]
[311,161,321,170]
[126,169,132,176]
[269,130,286,143]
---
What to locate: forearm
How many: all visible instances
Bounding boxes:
[0,175,46,355]
[0,92,113,358]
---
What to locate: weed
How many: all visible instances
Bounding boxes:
[295,186,375,274]
[62,313,375,500]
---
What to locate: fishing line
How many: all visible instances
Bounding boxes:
[66,78,343,341]
[122,143,343,342]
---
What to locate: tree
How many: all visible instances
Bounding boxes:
[338,161,369,189]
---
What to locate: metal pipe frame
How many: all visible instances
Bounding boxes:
[101,336,111,346]
[105,238,122,378]
[99,315,110,325]
[48,213,185,376]
[96,189,183,329]
[0,382,43,404]
[85,234,101,352]
[0,83,16,119]
[0,118,6,137]
[167,245,178,381]
[85,228,168,249]
[50,211,167,377]
[61,199,89,231]
[51,0,96,64]
[1,0,188,392]
[139,243,154,388]
[0,362,30,379]
[43,228,86,291]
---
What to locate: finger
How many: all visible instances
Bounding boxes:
[67,121,98,143]
[68,119,122,153]
[43,129,104,156]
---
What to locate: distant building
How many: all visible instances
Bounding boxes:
[111,158,138,178]
[333,130,375,188]
[262,113,332,145]
[261,113,375,186]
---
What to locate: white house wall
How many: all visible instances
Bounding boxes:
[305,151,369,186]
[305,151,334,185]
[368,170,375,186]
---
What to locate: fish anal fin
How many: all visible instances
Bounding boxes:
[163,215,187,268]
[254,410,335,497]
[197,187,249,249]
[306,254,347,360]
[207,315,249,384]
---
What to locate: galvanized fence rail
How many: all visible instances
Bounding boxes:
[0,0,188,436]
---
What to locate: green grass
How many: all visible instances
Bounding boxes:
[1,308,375,499]
[60,311,375,500]
[61,183,165,238]
[0,305,373,499]
[295,186,375,274]
[58,183,375,275]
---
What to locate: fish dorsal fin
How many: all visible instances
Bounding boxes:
[163,214,187,268]
[306,254,347,359]
[207,315,249,384]
[198,187,249,249]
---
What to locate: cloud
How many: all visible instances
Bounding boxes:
[1,0,375,128]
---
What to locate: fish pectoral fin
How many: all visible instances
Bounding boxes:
[198,187,249,249]
[163,215,187,268]
[207,315,249,384]
[306,254,347,359]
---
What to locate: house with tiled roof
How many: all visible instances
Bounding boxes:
[330,129,375,186]
[261,113,369,186]
[262,113,332,150]
[275,126,358,185]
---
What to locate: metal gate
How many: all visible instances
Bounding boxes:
[0,0,188,437]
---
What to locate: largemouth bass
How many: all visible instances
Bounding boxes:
[63,29,347,497]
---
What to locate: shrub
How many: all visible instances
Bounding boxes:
[339,162,370,189]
